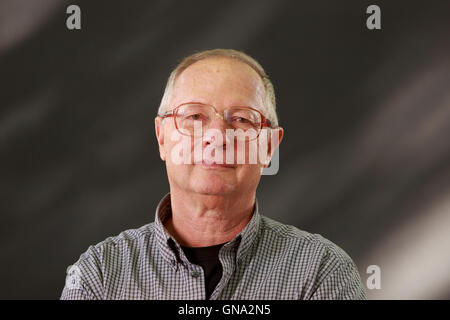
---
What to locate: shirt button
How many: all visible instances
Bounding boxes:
[191,271,200,278]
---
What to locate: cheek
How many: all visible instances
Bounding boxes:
[165,162,195,189]
[163,130,197,165]
[235,164,263,185]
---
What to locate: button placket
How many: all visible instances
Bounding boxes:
[186,265,205,299]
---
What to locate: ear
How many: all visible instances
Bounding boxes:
[155,117,166,161]
[263,126,283,168]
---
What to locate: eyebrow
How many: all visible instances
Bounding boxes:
[177,101,264,109]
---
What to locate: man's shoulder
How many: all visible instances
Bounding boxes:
[256,215,365,299]
[61,222,158,299]
[77,222,157,261]
[259,215,354,266]
[99,222,155,246]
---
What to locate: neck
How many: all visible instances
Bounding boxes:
[165,188,255,247]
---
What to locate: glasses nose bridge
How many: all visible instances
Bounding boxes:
[214,112,224,121]
[208,108,231,129]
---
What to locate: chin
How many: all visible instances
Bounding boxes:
[191,172,235,195]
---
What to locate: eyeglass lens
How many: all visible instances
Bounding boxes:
[176,104,261,135]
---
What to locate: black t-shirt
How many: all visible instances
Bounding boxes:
[180,242,226,299]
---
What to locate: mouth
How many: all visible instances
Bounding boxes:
[201,160,236,169]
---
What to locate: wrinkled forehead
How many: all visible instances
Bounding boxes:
[170,57,267,113]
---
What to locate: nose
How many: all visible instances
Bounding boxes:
[203,113,232,148]
[209,113,228,130]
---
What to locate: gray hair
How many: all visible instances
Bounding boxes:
[157,49,279,127]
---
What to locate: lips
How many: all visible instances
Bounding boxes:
[201,159,236,169]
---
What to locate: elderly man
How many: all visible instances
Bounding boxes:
[61,49,366,300]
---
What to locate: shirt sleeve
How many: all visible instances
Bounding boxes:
[309,261,367,300]
[60,245,104,300]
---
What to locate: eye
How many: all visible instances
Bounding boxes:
[182,112,208,121]
[188,114,202,120]
[232,116,250,123]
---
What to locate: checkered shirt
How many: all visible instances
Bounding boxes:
[60,194,366,300]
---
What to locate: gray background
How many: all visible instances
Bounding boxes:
[1,0,449,299]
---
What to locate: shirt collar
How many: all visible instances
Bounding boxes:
[154,193,261,270]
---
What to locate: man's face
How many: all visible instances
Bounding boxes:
[155,57,282,196]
